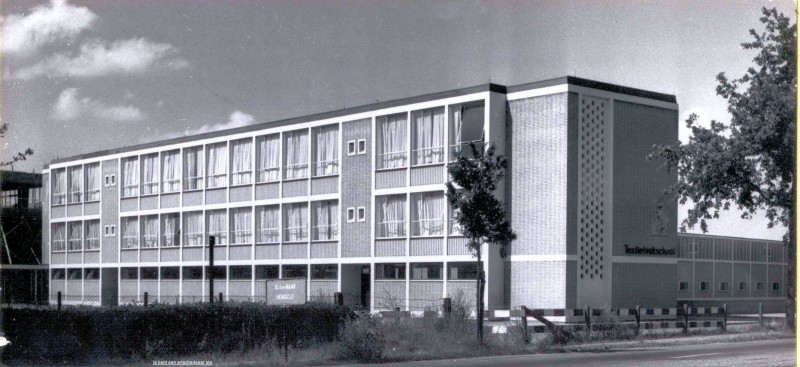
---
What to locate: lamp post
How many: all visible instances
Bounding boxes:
[209,235,215,303]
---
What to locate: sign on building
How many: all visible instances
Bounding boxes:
[266,278,307,306]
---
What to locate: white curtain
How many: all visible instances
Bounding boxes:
[185,212,203,246]
[314,201,338,240]
[379,115,407,168]
[415,192,444,236]
[69,167,82,203]
[142,216,158,248]
[257,206,280,243]
[231,139,252,185]
[162,214,179,247]
[285,131,309,179]
[123,217,138,249]
[85,164,100,201]
[315,126,338,176]
[413,108,444,165]
[450,108,462,159]
[206,143,228,188]
[286,203,308,242]
[52,224,66,251]
[68,223,82,251]
[52,170,66,205]
[85,221,100,250]
[142,155,159,195]
[162,151,180,193]
[257,135,280,182]
[184,147,203,190]
[207,210,227,244]
[232,208,252,244]
[123,158,139,197]
[379,196,405,237]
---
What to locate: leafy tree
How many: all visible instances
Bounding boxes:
[446,143,517,344]
[649,7,795,329]
[0,123,34,168]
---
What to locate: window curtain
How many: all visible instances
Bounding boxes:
[69,167,82,203]
[413,108,444,165]
[232,208,252,244]
[315,201,338,240]
[185,212,202,246]
[184,148,203,190]
[414,192,443,236]
[52,224,66,251]
[142,216,158,248]
[450,107,462,158]
[285,131,309,179]
[123,158,139,197]
[379,196,405,237]
[52,170,66,205]
[379,115,407,168]
[231,139,252,185]
[207,210,227,244]
[257,135,280,182]
[206,144,228,188]
[162,151,180,193]
[142,155,159,195]
[68,223,82,251]
[85,164,100,201]
[257,206,279,243]
[162,215,179,247]
[315,126,338,176]
[85,221,100,250]
[123,218,138,249]
[286,204,308,242]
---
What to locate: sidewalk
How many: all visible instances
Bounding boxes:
[559,330,793,352]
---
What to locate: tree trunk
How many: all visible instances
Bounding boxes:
[787,173,796,332]
[476,247,484,345]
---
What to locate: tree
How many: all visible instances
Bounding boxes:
[649,7,796,329]
[0,123,34,168]
[446,143,517,344]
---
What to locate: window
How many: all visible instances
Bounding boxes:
[719,281,729,291]
[357,207,366,222]
[205,266,227,279]
[28,187,42,208]
[104,174,116,187]
[772,282,781,291]
[376,113,407,169]
[678,281,689,291]
[311,264,337,280]
[52,223,66,251]
[182,266,203,280]
[84,163,100,201]
[183,212,203,246]
[256,134,280,182]
[110,225,116,236]
[358,139,367,154]
[1,190,18,208]
[738,281,747,291]
[162,150,181,193]
[230,266,252,280]
[411,263,443,280]
[282,264,307,278]
[122,217,139,249]
[699,281,710,291]
[231,207,252,244]
[183,146,204,190]
[161,213,180,247]
[411,107,445,165]
[347,140,356,156]
[450,205,463,235]
[141,267,158,280]
[755,281,765,291]
[206,143,228,188]
[256,205,280,243]
[284,130,309,179]
[68,222,82,251]
[120,267,138,280]
[313,125,339,176]
[121,157,139,197]
[375,263,405,280]
[377,195,406,238]
[84,268,100,280]
[284,203,308,242]
[312,200,339,241]
[141,215,159,248]
[255,265,279,279]
[161,267,179,280]
[207,209,228,245]
[68,166,83,203]
[84,220,100,250]
[52,169,66,205]
[231,138,253,185]
[411,192,444,236]
[140,154,159,195]
[51,269,65,280]
[68,268,82,280]
[449,101,485,160]
[448,262,479,280]
[346,207,356,223]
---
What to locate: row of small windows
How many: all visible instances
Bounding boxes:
[678,237,786,263]
[1,188,42,209]
[50,163,101,205]
[50,221,101,252]
[678,281,782,292]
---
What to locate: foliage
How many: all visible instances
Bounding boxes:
[334,316,384,362]
[0,123,34,168]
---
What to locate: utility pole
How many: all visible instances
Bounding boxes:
[209,235,215,303]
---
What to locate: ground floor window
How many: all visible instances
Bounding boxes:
[311,264,337,280]
[120,267,138,280]
[230,266,252,280]
[283,264,307,279]
[375,263,405,280]
[411,263,442,280]
[205,266,227,279]
[678,281,689,291]
[256,265,279,279]
[183,266,203,280]
[141,267,158,280]
[161,267,179,280]
[448,262,479,280]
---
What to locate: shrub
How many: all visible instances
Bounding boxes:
[334,316,383,362]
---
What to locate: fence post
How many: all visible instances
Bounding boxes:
[758,302,764,327]
[57,291,62,311]
[682,304,689,334]
[443,297,452,318]
[334,292,343,306]
[722,303,727,332]
[634,305,641,336]
[584,305,591,335]
[520,306,529,344]
[144,292,148,306]
[219,292,223,303]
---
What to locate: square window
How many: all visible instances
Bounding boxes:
[357,207,366,222]
[738,281,747,291]
[347,207,356,223]
[755,282,764,291]
[357,139,366,154]
[678,281,689,291]
[699,281,709,291]
[347,141,356,156]
[719,281,729,291]
[772,282,781,291]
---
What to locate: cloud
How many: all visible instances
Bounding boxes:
[52,88,145,122]
[2,0,97,57]
[162,111,255,140]
[14,38,189,80]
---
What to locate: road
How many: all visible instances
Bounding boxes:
[346,338,795,367]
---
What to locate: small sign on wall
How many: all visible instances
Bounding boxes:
[266,278,307,306]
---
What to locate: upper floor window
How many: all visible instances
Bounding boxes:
[377,195,406,238]
[312,200,339,241]
[450,205,463,236]
[183,146,204,191]
[122,217,139,249]
[411,107,445,166]
[284,203,308,242]
[313,125,339,177]
[84,163,101,202]
[51,169,66,205]
[162,150,181,193]
[1,190,18,208]
[161,213,180,247]
[27,187,41,209]
[121,157,139,197]
[284,130,309,180]
[231,138,253,185]
[256,205,280,244]
[85,220,100,250]
[141,154,159,196]
[68,166,83,203]
[207,209,228,245]
[206,143,228,188]
[377,113,407,169]
[141,215,159,248]
[449,101,485,160]
[51,223,66,251]
[183,211,203,247]
[411,192,444,236]
[68,222,82,251]
[230,207,252,245]
[256,134,280,182]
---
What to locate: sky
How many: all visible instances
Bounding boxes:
[1,0,794,240]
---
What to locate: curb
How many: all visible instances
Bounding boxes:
[558,331,793,352]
